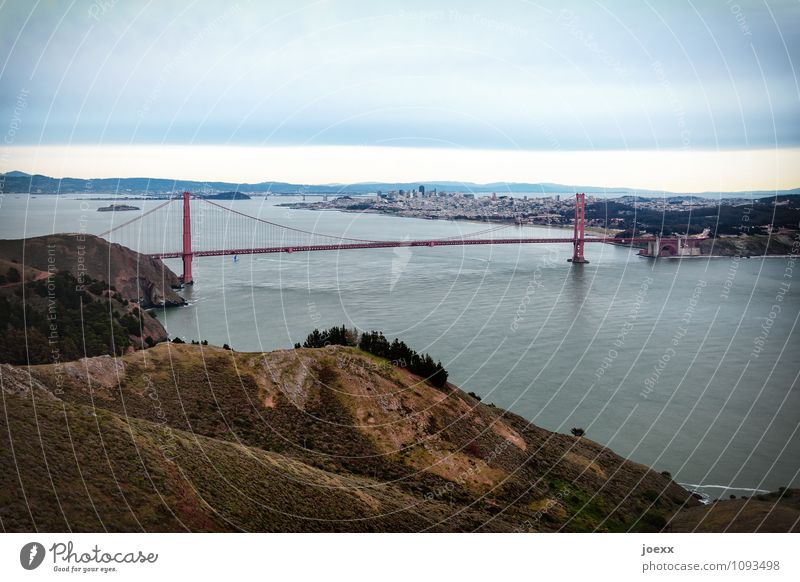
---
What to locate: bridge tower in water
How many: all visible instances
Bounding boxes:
[569,192,588,264]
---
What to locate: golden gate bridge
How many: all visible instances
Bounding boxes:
[100,192,700,285]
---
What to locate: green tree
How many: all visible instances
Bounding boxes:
[6,267,21,283]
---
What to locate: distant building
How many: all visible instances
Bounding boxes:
[419,185,425,196]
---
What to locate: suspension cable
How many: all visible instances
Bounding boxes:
[200,198,378,242]
[98,198,174,237]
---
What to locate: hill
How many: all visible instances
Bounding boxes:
[3,342,703,532]
[0,234,185,364]
[0,234,184,308]
[668,490,800,532]
[0,374,469,532]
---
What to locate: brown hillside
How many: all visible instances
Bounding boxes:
[3,343,700,532]
[668,490,800,532]
[1,390,507,532]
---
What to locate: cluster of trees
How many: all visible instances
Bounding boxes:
[171,337,211,346]
[296,326,449,388]
[0,271,139,365]
[298,325,358,349]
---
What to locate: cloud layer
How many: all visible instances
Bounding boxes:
[1,0,797,151]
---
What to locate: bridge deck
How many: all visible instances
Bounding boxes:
[147,237,663,259]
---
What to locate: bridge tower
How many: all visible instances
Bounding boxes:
[568,192,589,264]
[181,191,194,285]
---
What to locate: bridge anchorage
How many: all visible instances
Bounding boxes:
[98,191,705,285]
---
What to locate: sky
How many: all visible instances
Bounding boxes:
[0,0,798,192]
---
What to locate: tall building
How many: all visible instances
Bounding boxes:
[419,185,425,197]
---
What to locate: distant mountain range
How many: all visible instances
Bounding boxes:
[2,171,798,199]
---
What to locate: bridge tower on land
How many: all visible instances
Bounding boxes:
[569,192,588,264]
[181,191,193,285]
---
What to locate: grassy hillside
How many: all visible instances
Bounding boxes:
[1,391,489,532]
[2,343,702,532]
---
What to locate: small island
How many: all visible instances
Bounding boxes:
[200,191,251,200]
[97,203,140,212]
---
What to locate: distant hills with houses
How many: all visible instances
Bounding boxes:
[2,170,798,199]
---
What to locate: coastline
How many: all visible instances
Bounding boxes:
[282,203,616,235]
[284,204,796,257]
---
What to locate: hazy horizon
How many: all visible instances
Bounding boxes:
[3,145,799,194]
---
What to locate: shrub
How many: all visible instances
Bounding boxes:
[643,490,659,502]
[6,267,21,283]
[359,330,448,388]
[316,362,337,385]
[639,511,667,532]
[302,325,357,348]
[570,427,585,437]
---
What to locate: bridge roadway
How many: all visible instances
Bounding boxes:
[147,236,660,259]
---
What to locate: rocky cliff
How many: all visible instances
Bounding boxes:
[0,233,185,308]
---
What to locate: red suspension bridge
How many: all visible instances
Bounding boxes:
[100,192,702,285]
